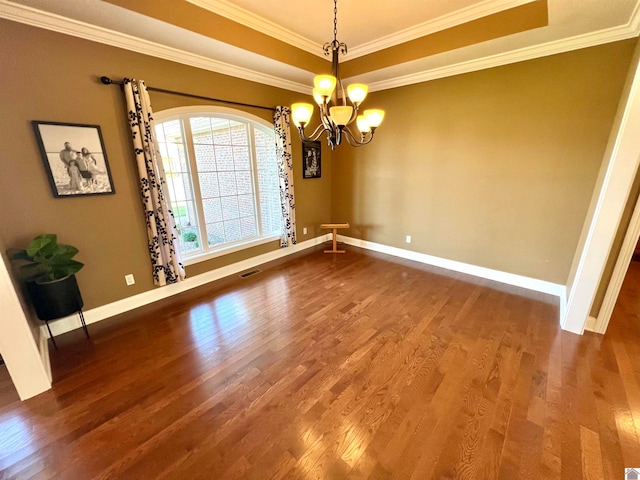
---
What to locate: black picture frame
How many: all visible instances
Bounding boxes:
[32,121,115,197]
[302,140,321,179]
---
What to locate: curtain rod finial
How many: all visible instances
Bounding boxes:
[100,76,113,85]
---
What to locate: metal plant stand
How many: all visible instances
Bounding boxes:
[43,310,89,350]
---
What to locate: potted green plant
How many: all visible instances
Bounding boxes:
[7,234,86,344]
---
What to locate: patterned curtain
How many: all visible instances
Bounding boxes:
[274,106,297,247]
[123,78,186,286]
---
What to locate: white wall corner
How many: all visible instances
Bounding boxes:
[559,287,568,325]
[0,255,51,400]
[38,328,52,382]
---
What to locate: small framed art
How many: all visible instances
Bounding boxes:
[32,121,115,197]
[302,140,321,179]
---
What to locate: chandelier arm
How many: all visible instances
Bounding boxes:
[295,126,315,143]
[345,103,360,126]
[341,126,365,147]
[319,107,333,131]
[339,81,347,107]
[342,126,376,147]
[297,123,331,143]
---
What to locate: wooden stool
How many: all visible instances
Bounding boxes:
[320,223,349,253]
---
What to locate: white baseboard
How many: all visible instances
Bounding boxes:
[559,290,568,328]
[44,233,570,338]
[43,234,330,338]
[337,235,567,313]
[38,329,51,382]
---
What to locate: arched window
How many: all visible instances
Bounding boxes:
[629,471,639,480]
[154,106,281,262]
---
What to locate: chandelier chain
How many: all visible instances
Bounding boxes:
[333,0,338,42]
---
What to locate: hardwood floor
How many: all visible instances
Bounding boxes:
[1,246,639,479]
[0,363,19,411]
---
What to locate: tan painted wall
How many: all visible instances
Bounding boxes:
[0,19,331,311]
[332,40,636,285]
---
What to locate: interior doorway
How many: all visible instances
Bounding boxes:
[593,179,640,334]
[605,255,640,339]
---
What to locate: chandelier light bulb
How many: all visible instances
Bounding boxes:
[347,84,368,104]
[329,106,353,126]
[356,115,371,133]
[291,103,314,127]
[312,88,325,105]
[314,75,337,98]
[363,109,385,128]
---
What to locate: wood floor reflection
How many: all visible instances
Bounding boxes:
[1,246,638,479]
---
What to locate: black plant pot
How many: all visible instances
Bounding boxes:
[27,274,84,321]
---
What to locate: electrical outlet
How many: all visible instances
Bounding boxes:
[303,227,308,235]
[125,274,135,286]
[405,235,412,244]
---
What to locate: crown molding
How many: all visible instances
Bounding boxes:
[363,20,640,92]
[2,0,639,96]
[0,0,311,94]
[185,0,323,57]
[348,0,536,59]
[631,0,640,32]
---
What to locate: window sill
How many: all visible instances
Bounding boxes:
[182,234,281,266]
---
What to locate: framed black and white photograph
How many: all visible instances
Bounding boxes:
[32,121,115,197]
[302,140,321,179]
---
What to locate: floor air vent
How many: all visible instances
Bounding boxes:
[240,269,261,278]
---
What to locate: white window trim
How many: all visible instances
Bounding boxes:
[154,105,281,264]
[182,234,281,266]
[155,105,273,129]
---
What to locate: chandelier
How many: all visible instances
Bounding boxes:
[291,0,385,150]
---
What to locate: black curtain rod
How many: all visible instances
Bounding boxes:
[100,76,276,112]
